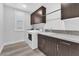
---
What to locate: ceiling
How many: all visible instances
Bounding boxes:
[4,3,61,14]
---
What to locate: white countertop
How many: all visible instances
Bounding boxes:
[26,30,79,43]
[38,31,79,43]
[26,30,39,34]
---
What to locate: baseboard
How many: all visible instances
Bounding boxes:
[0,45,4,54]
[3,40,25,47]
[0,40,27,53]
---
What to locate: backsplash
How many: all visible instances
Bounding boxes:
[64,17,79,31]
[45,29,79,36]
[32,23,45,30]
[43,20,65,30]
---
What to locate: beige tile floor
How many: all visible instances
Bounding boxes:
[0,41,45,56]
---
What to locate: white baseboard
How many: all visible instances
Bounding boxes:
[0,45,4,54]
[0,40,26,53]
[3,40,25,46]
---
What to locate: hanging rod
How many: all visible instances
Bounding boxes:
[43,9,61,16]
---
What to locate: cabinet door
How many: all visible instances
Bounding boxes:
[58,39,71,56]
[38,34,49,55]
[38,34,57,56]
[48,37,57,56]
[70,42,79,56]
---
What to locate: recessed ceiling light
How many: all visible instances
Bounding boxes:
[22,4,27,8]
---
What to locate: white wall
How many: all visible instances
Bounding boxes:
[43,3,65,30]
[24,13,31,30]
[43,3,61,21]
[3,6,30,45]
[0,4,4,53]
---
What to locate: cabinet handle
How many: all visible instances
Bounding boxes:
[57,44,59,52]
[60,41,71,45]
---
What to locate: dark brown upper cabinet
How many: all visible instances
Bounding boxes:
[61,3,79,20]
[31,6,46,25]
